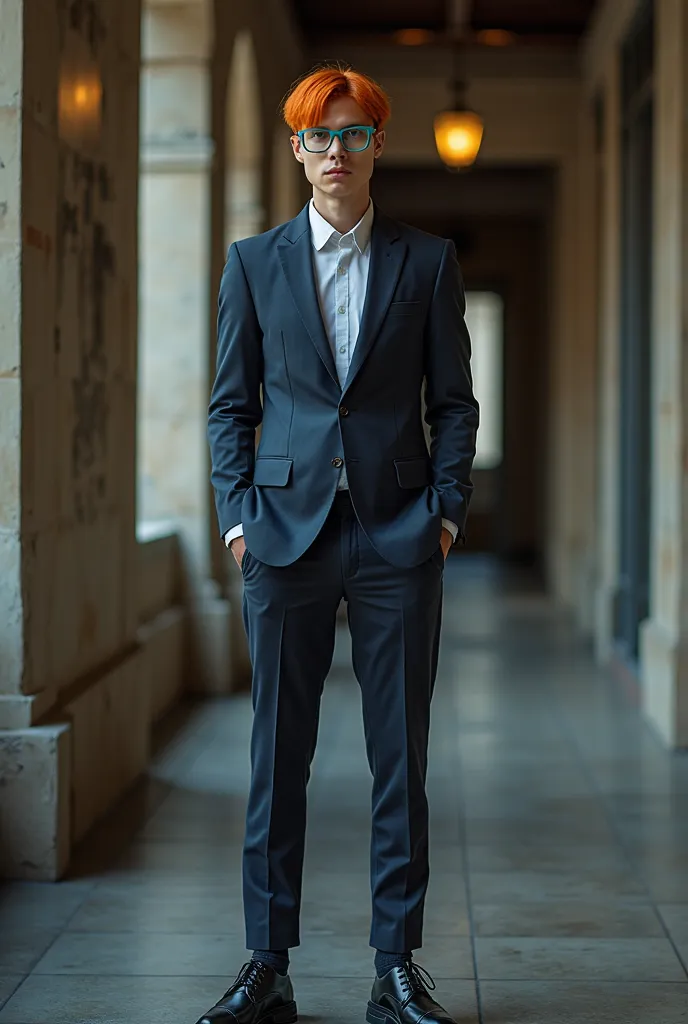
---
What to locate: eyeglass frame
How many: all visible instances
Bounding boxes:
[295,125,378,153]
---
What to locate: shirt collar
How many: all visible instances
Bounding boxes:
[309,198,374,255]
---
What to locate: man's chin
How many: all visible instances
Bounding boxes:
[320,176,354,193]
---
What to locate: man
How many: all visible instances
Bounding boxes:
[201,64,478,1024]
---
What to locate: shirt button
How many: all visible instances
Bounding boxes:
[339,345,346,354]
[332,457,343,468]
[338,265,347,275]
[338,305,346,314]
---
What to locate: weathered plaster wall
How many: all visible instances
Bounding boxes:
[0,0,143,878]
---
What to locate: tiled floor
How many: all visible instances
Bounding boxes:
[2,556,688,1023]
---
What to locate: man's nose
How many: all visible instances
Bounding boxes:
[329,135,346,158]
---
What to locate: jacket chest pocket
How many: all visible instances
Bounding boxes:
[388,300,421,317]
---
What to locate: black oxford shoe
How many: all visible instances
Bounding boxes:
[367,961,457,1024]
[195,961,297,1024]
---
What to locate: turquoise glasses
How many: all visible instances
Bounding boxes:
[297,125,377,153]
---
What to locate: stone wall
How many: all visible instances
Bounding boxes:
[0,0,144,878]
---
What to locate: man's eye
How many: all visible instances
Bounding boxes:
[309,131,327,139]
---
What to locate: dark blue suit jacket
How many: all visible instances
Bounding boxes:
[208,202,479,568]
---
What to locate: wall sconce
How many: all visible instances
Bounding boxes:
[59,54,103,148]
[434,42,484,170]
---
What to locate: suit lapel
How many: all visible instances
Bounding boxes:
[343,213,407,395]
[277,206,340,388]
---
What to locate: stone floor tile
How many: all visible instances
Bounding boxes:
[466,842,629,874]
[479,980,688,1023]
[32,931,247,976]
[658,904,688,940]
[0,974,231,1024]
[472,900,664,937]
[0,882,94,929]
[0,979,22,1012]
[475,936,686,981]
[67,889,245,934]
[112,840,243,875]
[0,929,60,974]
[464,816,617,845]
[469,868,644,904]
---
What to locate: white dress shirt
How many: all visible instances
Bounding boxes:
[225,200,458,548]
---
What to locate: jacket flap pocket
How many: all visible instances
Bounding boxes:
[389,300,421,316]
[253,457,293,487]
[394,457,430,489]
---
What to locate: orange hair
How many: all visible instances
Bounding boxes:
[282,64,391,134]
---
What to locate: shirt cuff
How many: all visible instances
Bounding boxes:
[441,518,459,544]
[224,524,244,547]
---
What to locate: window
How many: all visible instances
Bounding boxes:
[465,291,504,469]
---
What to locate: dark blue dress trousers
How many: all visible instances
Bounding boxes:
[240,490,444,954]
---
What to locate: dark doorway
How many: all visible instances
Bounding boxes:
[371,166,553,571]
[615,0,654,664]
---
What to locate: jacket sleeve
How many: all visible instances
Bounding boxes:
[423,239,479,541]
[208,242,264,538]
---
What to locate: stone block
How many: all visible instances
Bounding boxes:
[0,105,21,245]
[0,529,22,694]
[66,646,148,844]
[0,379,20,530]
[0,242,20,376]
[0,0,22,106]
[0,723,71,880]
[189,591,234,695]
[138,606,187,724]
[0,690,55,730]
[640,617,688,748]
[142,4,210,63]
[137,530,181,624]
[142,64,209,142]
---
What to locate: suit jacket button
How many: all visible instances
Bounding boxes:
[339,405,349,417]
[332,457,343,468]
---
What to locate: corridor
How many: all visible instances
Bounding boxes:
[1,559,688,1023]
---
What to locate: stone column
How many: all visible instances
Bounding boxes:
[270,122,301,228]
[639,0,688,747]
[139,0,232,693]
[0,0,144,878]
[593,54,623,663]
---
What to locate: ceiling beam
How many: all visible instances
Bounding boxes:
[447,0,473,36]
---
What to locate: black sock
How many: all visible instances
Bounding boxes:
[252,949,290,976]
[375,949,411,978]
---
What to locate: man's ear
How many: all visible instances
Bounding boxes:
[373,129,386,159]
[290,136,305,164]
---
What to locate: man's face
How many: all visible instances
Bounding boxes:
[291,95,385,198]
